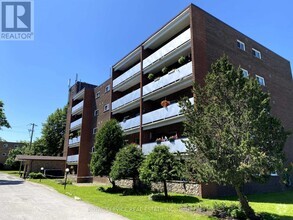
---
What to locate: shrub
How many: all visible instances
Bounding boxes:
[29,172,44,179]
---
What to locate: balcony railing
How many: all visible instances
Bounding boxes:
[73,88,85,101]
[143,97,193,125]
[70,118,82,130]
[71,101,84,115]
[120,115,140,131]
[68,136,80,147]
[112,88,140,110]
[142,138,188,155]
[143,61,192,96]
[67,154,79,163]
[143,28,191,69]
[113,62,141,88]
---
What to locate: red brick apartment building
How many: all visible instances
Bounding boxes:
[63,4,293,195]
[0,141,23,168]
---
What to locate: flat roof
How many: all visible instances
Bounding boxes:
[16,155,66,161]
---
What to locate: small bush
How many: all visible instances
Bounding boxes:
[29,172,44,179]
[212,203,246,219]
[178,56,186,65]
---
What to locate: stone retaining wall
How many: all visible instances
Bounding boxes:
[116,179,200,196]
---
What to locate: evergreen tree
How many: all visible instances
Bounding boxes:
[90,119,124,187]
[180,56,289,219]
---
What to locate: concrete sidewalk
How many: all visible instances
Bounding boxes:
[0,172,128,220]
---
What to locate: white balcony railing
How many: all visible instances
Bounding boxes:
[67,154,79,163]
[120,115,140,131]
[73,88,85,101]
[71,101,84,115]
[69,136,80,146]
[142,138,188,155]
[70,118,82,130]
[143,61,192,96]
[143,97,194,125]
[113,62,141,88]
[112,88,140,110]
[143,28,191,69]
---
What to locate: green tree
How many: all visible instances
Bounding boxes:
[180,56,289,219]
[110,144,144,190]
[139,145,181,198]
[90,119,124,187]
[0,100,10,130]
[5,146,24,169]
[41,106,67,156]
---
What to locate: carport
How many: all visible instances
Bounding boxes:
[16,155,66,178]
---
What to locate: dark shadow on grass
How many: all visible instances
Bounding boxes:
[259,212,293,220]
[150,194,200,204]
[0,179,24,185]
[97,186,151,196]
[215,189,293,205]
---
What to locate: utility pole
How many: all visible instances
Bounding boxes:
[29,123,37,148]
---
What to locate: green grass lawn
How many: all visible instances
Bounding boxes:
[0,170,20,177]
[24,178,293,220]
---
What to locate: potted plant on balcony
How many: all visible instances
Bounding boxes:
[162,66,168,74]
[169,136,176,143]
[156,138,162,144]
[161,99,170,108]
[178,56,186,65]
[148,73,154,80]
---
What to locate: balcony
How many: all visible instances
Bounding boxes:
[142,138,187,155]
[113,62,141,91]
[71,101,84,116]
[143,61,192,99]
[143,28,191,69]
[67,154,79,164]
[68,136,80,148]
[112,88,140,114]
[120,115,140,134]
[73,89,85,101]
[70,118,82,131]
[142,97,194,130]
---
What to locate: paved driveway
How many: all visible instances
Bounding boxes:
[0,172,127,220]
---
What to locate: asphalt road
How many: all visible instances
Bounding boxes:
[0,172,128,220]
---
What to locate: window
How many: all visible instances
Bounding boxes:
[252,48,261,59]
[104,104,110,112]
[3,143,8,148]
[96,91,100,98]
[2,153,6,156]
[237,40,245,51]
[94,109,99,116]
[93,128,97,134]
[105,85,110,93]
[256,75,265,86]
[241,68,249,78]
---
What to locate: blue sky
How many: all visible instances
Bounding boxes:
[1,0,292,142]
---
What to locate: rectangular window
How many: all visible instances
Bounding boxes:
[105,85,110,93]
[241,68,249,78]
[96,91,100,98]
[94,109,99,116]
[93,128,97,134]
[237,40,245,51]
[104,104,110,112]
[256,75,265,86]
[252,48,261,59]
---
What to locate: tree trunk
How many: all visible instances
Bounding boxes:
[132,177,137,191]
[163,180,168,198]
[235,186,258,219]
[109,177,116,188]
